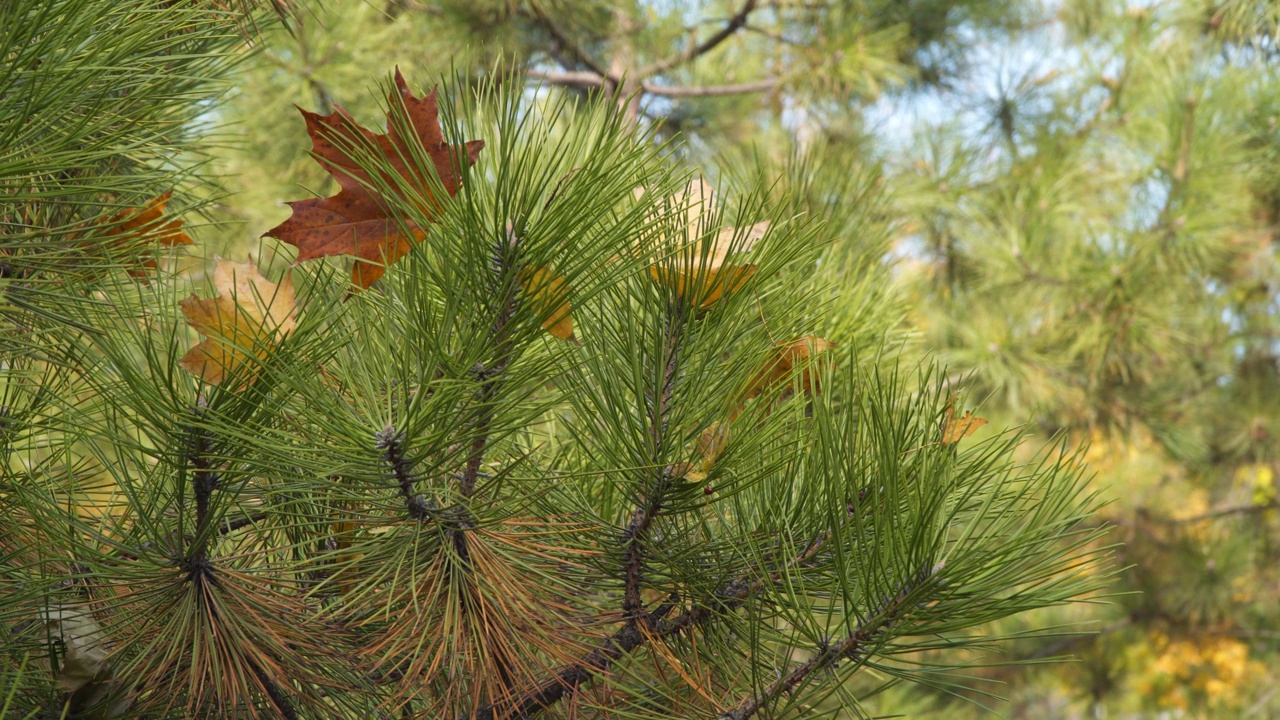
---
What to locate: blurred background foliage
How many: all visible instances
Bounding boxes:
[4,0,1280,716]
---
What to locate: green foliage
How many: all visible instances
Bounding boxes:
[883,0,1280,716]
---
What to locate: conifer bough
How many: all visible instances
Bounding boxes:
[1,28,1109,716]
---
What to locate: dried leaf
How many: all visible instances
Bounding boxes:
[179,259,297,385]
[645,178,769,310]
[264,68,484,290]
[746,335,835,399]
[519,265,578,343]
[45,605,110,693]
[99,191,193,278]
[941,405,987,444]
[675,421,730,481]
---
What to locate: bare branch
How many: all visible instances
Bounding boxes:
[521,3,612,80]
[527,69,781,99]
[1168,499,1278,524]
[642,0,760,77]
[642,78,781,97]
[526,68,607,89]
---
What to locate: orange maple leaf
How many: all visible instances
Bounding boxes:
[99,192,193,278]
[179,259,297,386]
[940,405,987,444]
[264,68,485,290]
[746,335,836,399]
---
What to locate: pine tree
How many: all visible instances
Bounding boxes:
[0,1,1110,718]
[885,0,1280,716]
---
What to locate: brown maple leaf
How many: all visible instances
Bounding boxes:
[179,259,297,386]
[264,68,485,290]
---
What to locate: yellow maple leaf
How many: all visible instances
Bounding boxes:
[179,259,297,386]
[940,404,987,444]
[519,265,578,343]
[644,178,770,310]
[674,420,731,482]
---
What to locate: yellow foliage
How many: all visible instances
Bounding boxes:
[1235,463,1276,507]
[1135,632,1266,711]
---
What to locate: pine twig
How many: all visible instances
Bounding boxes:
[187,409,300,720]
[471,491,881,718]
[377,423,435,522]
[660,489,875,636]
[1167,499,1278,524]
[526,69,607,89]
[642,78,780,97]
[525,69,781,98]
[719,562,939,720]
[251,659,299,720]
[623,306,684,619]
[469,600,679,720]
[458,229,521,500]
[186,409,219,578]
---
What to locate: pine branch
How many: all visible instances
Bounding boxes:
[186,410,302,719]
[526,69,607,89]
[468,600,679,720]
[450,231,522,567]
[661,490,873,636]
[1167,499,1278,524]
[623,306,684,619]
[460,231,522,500]
[470,493,878,718]
[719,561,938,720]
[642,0,760,76]
[376,424,436,521]
[251,660,299,720]
[1172,96,1197,185]
[186,409,219,578]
